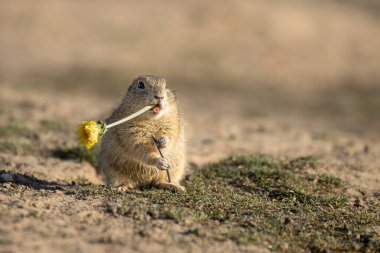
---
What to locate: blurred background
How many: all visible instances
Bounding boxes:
[0,0,379,136]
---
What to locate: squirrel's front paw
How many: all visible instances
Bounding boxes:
[155,157,170,171]
[155,136,169,149]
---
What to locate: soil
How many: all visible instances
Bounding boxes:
[0,84,379,253]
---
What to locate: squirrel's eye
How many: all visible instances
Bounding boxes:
[137,81,145,89]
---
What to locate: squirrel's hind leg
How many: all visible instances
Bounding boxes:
[106,181,136,192]
[156,181,186,192]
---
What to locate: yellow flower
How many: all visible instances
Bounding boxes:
[76,120,102,149]
[76,105,153,149]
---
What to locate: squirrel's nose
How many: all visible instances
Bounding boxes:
[155,95,164,100]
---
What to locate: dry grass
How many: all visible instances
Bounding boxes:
[2,155,379,252]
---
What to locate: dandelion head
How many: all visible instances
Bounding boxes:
[76,120,101,149]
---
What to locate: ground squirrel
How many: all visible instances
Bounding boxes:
[99,75,186,192]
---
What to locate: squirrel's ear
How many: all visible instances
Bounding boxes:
[127,84,134,92]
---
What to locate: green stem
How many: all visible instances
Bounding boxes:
[106,105,154,129]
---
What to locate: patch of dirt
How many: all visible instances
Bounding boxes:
[0,84,379,252]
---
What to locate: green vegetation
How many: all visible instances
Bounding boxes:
[52,146,98,167]
[0,122,34,138]
[70,155,379,252]
[0,120,80,155]
[40,119,65,132]
[0,123,37,155]
[0,120,94,157]
[0,139,34,155]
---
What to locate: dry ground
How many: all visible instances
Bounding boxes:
[0,84,379,253]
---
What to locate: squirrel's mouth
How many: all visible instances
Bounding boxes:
[150,104,161,115]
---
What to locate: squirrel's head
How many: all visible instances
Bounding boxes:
[123,75,173,119]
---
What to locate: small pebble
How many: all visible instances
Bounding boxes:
[0,173,14,183]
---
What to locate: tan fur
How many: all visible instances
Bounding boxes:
[99,75,186,191]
